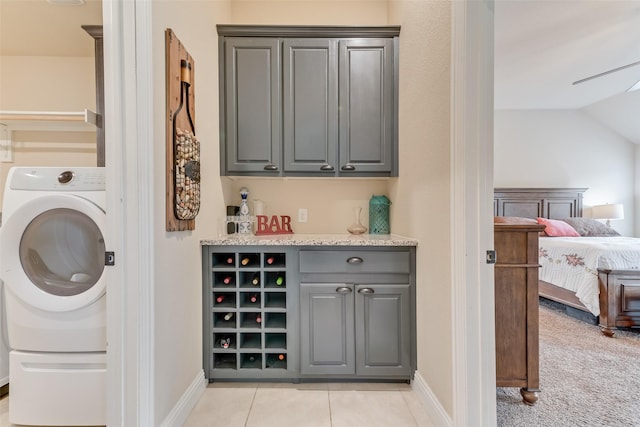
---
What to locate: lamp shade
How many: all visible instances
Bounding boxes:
[592,204,624,221]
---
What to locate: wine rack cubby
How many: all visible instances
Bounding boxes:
[203,247,294,379]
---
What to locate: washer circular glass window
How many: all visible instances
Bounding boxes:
[19,208,105,297]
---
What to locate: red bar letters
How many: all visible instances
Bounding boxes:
[255,215,294,235]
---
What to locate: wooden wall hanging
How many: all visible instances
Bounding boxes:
[165,29,200,231]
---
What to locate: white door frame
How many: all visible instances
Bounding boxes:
[103,1,496,425]
[451,1,496,425]
[103,0,155,425]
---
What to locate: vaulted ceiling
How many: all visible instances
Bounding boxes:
[494,0,640,143]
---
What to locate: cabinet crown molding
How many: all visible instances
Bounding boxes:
[216,25,401,38]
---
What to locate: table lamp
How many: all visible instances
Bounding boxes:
[591,203,624,227]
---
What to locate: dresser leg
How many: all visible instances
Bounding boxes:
[520,387,539,406]
[601,327,615,337]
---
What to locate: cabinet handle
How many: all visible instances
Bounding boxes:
[336,286,353,294]
[320,164,335,171]
[263,164,278,171]
[341,164,356,171]
[346,256,363,264]
[358,288,375,294]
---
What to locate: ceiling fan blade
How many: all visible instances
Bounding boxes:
[572,60,640,85]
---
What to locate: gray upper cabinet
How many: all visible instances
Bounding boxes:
[217,25,400,177]
[339,39,394,174]
[223,38,281,174]
[283,39,339,174]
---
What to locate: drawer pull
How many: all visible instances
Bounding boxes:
[336,287,353,294]
[346,257,363,264]
[263,164,278,171]
[320,164,335,171]
[341,164,356,171]
[358,288,375,294]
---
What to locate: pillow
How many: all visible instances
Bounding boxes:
[560,217,620,237]
[536,217,580,237]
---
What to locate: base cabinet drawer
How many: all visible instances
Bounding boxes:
[299,250,410,274]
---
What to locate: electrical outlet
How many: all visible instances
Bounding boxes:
[298,208,308,223]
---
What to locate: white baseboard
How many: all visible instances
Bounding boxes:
[412,371,453,427]
[159,370,207,427]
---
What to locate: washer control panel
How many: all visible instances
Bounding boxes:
[9,167,106,191]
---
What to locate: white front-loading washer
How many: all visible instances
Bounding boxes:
[0,167,107,426]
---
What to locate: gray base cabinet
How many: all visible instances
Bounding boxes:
[300,283,355,375]
[202,244,415,382]
[300,282,410,377]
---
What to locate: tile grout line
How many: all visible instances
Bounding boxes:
[399,389,421,427]
[243,386,259,427]
[327,388,333,427]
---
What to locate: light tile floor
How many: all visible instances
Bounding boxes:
[183,382,436,427]
[0,382,435,426]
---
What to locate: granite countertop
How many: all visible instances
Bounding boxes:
[200,233,418,247]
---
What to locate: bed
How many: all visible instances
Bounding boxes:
[494,188,640,337]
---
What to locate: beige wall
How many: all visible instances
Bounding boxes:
[229,0,388,25]
[388,0,453,415]
[0,56,95,111]
[223,178,390,234]
[151,1,230,422]
[0,56,97,211]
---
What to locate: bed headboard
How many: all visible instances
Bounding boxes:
[494,188,587,219]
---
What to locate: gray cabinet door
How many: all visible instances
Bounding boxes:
[355,284,411,376]
[338,39,394,174]
[300,283,355,375]
[224,38,281,174]
[283,39,339,173]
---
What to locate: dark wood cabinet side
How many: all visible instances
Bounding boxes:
[494,223,544,405]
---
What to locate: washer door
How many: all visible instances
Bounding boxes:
[0,194,106,312]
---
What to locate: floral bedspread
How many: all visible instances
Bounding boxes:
[538,236,640,316]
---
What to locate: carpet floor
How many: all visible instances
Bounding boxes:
[497,300,640,426]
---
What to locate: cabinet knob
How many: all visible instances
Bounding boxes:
[357,288,375,294]
[336,286,353,294]
[341,164,356,171]
[320,164,335,171]
[346,256,363,264]
[263,164,278,171]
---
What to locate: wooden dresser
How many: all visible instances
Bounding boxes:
[494,222,545,405]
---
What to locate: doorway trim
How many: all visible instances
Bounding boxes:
[103,0,155,425]
[451,1,496,425]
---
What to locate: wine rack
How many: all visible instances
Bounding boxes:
[203,248,292,379]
